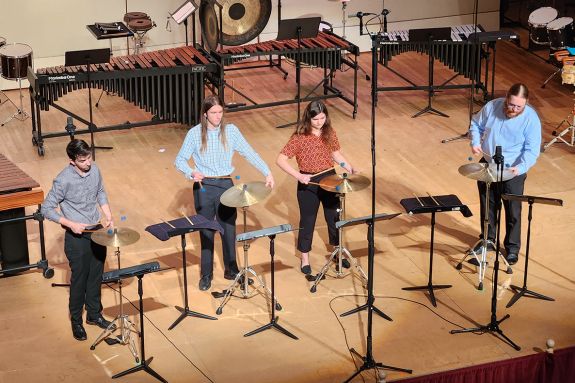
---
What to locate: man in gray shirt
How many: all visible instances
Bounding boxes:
[41,139,114,341]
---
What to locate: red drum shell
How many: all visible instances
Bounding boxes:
[128,18,153,32]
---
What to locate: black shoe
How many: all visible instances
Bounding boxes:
[506,253,519,266]
[86,315,115,330]
[334,257,351,269]
[72,323,87,341]
[223,270,239,280]
[301,264,312,275]
[199,275,212,291]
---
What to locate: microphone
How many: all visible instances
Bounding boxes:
[493,145,503,165]
[348,12,375,18]
[65,116,76,140]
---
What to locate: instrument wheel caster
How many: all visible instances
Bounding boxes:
[216,307,222,315]
[478,282,484,290]
[456,263,463,270]
[352,111,357,119]
[43,267,54,279]
[32,136,38,146]
[37,145,45,156]
[135,357,140,363]
[506,267,513,274]
[310,285,317,293]
[283,73,288,80]
[90,345,95,350]
[275,302,282,311]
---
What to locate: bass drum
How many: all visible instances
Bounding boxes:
[528,6,558,45]
[0,43,33,80]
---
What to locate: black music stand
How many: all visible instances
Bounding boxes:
[108,264,166,382]
[242,224,298,340]
[502,193,562,308]
[409,27,452,118]
[64,48,112,160]
[400,194,472,307]
[337,213,412,381]
[171,0,198,46]
[146,215,223,329]
[276,17,321,129]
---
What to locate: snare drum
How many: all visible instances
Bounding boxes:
[124,12,148,23]
[0,43,33,80]
[128,18,154,32]
[547,17,574,50]
[528,7,558,45]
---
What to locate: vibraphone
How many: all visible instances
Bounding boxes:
[208,30,359,117]
[28,46,217,155]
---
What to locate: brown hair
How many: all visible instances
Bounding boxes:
[199,94,227,153]
[295,100,334,144]
[507,83,529,100]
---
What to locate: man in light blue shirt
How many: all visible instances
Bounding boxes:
[469,83,541,265]
[175,95,274,291]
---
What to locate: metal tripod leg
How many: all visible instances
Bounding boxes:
[0,83,29,126]
[215,265,280,315]
[541,67,562,88]
[543,123,575,151]
[309,246,367,293]
[90,314,140,362]
[456,238,512,290]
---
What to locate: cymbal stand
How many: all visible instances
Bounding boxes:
[451,149,521,351]
[215,206,281,315]
[455,180,512,290]
[90,247,139,363]
[1,78,30,126]
[310,193,368,293]
[341,1,370,81]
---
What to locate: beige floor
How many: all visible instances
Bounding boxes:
[0,39,574,383]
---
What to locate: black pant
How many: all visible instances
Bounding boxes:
[64,230,107,324]
[477,172,526,255]
[193,179,239,278]
[296,171,340,253]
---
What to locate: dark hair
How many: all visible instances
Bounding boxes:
[295,100,334,143]
[507,83,529,100]
[66,139,91,160]
[199,94,227,152]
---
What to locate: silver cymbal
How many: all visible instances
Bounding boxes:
[220,181,271,207]
[91,227,140,247]
[319,173,371,193]
[458,163,515,183]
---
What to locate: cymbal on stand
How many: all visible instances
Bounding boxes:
[319,173,371,193]
[458,163,515,183]
[91,227,140,247]
[220,181,271,208]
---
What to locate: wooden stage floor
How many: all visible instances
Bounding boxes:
[0,39,574,383]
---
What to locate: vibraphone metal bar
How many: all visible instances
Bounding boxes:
[28,46,216,156]
[208,30,359,118]
[375,24,490,95]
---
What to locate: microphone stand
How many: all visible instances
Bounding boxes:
[450,147,521,351]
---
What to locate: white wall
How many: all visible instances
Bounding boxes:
[0,0,499,90]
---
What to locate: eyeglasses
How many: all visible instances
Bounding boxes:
[507,102,525,111]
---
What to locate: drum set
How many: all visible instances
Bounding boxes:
[124,12,156,54]
[528,6,574,51]
[0,37,32,126]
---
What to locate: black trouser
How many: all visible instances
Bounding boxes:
[193,178,238,278]
[477,172,526,255]
[64,230,107,324]
[297,170,340,253]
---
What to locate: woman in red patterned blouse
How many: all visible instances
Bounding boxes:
[276,100,355,275]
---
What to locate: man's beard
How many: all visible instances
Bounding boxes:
[504,103,524,119]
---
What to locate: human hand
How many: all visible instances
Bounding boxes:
[471,146,482,155]
[192,171,205,182]
[265,173,275,188]
[68,221,89,235]
[297,173,311,184]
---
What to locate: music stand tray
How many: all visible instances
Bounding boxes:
[86,23,133,40]
[501,193,562,308]
[400,194,472,307]
[146,215,223,329]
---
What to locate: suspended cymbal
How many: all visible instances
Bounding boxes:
[220,181,271,207]
[91,227,140,247]
[458,163,515,183]
[319,173,371,193]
